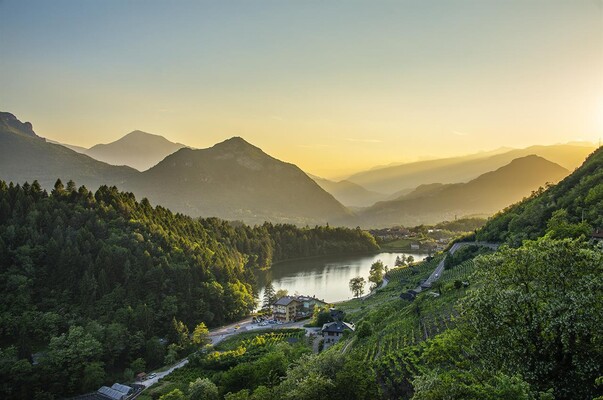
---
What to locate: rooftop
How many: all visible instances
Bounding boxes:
[273,296,300,306]
[110,383,132,395]
[97,386,125,400]
[322,321,355,333]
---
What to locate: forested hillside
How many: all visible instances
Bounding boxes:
[478,147,602,245]
[0,179,377,399]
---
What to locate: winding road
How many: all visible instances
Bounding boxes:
[421,241,499,290]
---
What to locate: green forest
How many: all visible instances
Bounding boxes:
[0,179,378,399]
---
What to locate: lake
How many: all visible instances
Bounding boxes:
[256,251,428,306]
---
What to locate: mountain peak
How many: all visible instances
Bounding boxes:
[85,130,187,171]
[502,154,564,170]
[121,130,166,140]
[211,136,260,153]
[123,130,154,138]
[218,136,251,145]
[0,112,39,139]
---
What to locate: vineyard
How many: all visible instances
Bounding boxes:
[240,330,306,349]
[352,304,458,363]
[215,328,305,351]
[439,259,475,283]
[344,252,474,368]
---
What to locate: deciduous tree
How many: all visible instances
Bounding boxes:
[349,276,365,298]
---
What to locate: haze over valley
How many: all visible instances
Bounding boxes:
[1,111,596,227]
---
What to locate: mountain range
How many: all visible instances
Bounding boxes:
[309,175,386,208]
[84,130,187,171]
[0,112,138,190]
[346,143,596,194]
[127,137,351,224]
[355,155,570,227]
[50,130,187,171]
[0,112,349,225]
[1,111,595,227]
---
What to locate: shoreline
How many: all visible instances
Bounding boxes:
[270,248,430,267]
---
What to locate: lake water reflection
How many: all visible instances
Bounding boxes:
[256,252,427,305]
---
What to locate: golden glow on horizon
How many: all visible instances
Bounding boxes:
[1,1,601,178]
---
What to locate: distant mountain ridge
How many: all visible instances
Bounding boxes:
[84,130,187,171]
[309,175,386,207]
[347,143,596,194]
[0,113,138,190]
[0,112,39,139]
[354,155,570,227]
[0,112,350,225]
[129,137,352,224]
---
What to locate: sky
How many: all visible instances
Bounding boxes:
[1,0,602,178]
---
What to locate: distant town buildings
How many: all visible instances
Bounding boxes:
[369,226,410,241]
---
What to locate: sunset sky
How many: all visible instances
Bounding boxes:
[1,0,602,178]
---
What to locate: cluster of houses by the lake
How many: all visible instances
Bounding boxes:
[266,294,355,348]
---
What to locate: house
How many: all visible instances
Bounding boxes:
[296,295,328,318]
[272,295,328,322]
[97,386,126,400]
[321,308,355,348]
[111,383,133,396]
[272,296,301,322]
[136,372,147,382]
[322,320,355,347]
[297,295,327,310]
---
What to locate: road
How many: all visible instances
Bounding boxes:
[139,317,316,390]
[208,317,311,345]
[139,358,189,388]
[419,241,499,291]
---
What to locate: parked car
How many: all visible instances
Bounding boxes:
[148,373,157,379]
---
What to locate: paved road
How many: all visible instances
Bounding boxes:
[139,358,189,388]
[419,241,499,291]
[208,318,310,346]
